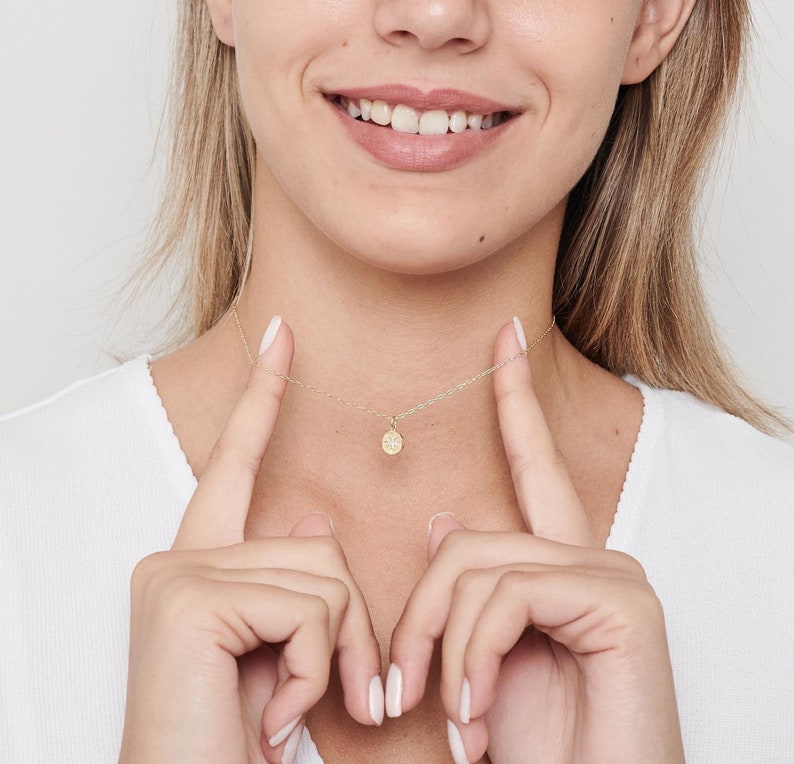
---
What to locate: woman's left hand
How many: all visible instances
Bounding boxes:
[388,321,684,764]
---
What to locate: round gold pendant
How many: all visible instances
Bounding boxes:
[382,420,404,455]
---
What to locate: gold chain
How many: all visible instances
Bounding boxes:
[231,305,555,454]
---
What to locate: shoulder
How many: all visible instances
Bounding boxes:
[613,378,794,575]
[0,356,195,513]
[631,380,794,500]
[616,379,794,626]
[1,357,150,475]
[1,356,148,439]
[618,383,794,757]
[0,359,196,760]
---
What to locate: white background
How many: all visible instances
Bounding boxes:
[1,2,792,425]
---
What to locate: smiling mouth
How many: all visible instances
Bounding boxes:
[327,94,517,136]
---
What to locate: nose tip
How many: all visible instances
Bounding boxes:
[375,0,491,53]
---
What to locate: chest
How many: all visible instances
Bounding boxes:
[248,493,507,763]
[241,448,623,761]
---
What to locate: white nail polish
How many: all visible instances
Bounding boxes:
[426,511,457,541]
[259,315,282,356]
[447,719,470,764]
[268,714,301,748]
[513,316,528,352]
[281,721,304,764]
[369,675,385,725]
[385,663,403,718]
[459,678,471,725]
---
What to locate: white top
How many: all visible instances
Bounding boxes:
[1,356,793,763]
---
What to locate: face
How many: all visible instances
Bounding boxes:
[216,0,651,275]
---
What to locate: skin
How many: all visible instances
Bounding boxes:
[124,0,698,761]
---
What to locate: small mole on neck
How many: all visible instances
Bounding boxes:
[479,235,485,243]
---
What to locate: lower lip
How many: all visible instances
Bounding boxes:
[328,99,517,172]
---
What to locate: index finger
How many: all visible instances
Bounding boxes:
[172,315,294,550]
[492,318,594,546]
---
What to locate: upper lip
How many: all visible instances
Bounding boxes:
[326,84,520,115]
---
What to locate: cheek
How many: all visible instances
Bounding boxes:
[504,2,639,164]
[233,4,311,111]
[231,1,362,205]
[232,2,348,137]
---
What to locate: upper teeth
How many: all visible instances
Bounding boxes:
[339,97,503,134]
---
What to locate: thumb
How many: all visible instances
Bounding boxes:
[427,512,466,563]
[289,512,335,538]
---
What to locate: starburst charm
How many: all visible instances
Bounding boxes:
[382,419,404,455]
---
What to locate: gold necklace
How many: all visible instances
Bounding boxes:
[232,306,555,455]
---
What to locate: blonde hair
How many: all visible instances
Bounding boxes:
[137,0,785,433]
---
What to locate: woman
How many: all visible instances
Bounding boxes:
[1,0,792,762]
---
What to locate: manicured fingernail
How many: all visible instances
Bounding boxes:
[447,719,470,764]
[281,720,304,764]
[305,511,335,535]
[259,315,282,356]
[459,678,471,724]
[385,663,403,718]
[513,316,528,352]
[369,675,385,725]
[427,511,456,541]
[268,714,301,748]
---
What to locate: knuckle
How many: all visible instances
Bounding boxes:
[631,582,664,620]
[323,576,351,614]
[246,371,284,404]
[453,567,488,597]
[609,581,666,644]
[131,551,180,603]
[508,445,566,476]
[303,592,332,629]
[207,437,262,479]
[493,380,524,406]
[608,550,647,579]
[308,536,346,567]
[158,572,205,614]
[496,568,533,595]
[476,570,538,633]
[130,552,164,589]
[435,528,468,559]
[130,567,209,631]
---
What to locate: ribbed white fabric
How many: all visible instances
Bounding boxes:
[1,357,793,762]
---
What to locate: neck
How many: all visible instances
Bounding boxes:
[167,163,592,497]
[233,162,566,423]
[151,164,642,540]
[214,170,581,510]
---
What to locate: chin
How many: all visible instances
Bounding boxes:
[318,191,517,275]
[321,191,559,277]
[335,220,498,277]
[358,249,485,277]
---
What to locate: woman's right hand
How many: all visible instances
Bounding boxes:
[118,317,383,764]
